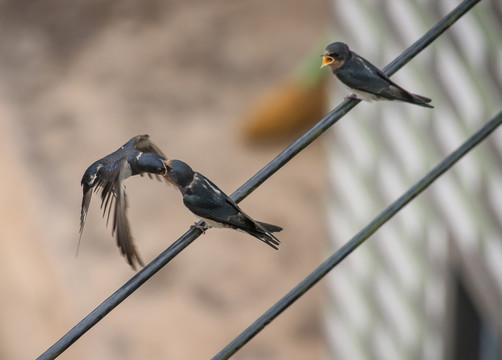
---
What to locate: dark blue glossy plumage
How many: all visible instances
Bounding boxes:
[79,135,168,269]
[164,160,282,249]
[321,42,433,108]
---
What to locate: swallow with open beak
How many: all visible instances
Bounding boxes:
[163,159,282,249]
[321,42,433,108]
[79,134,168,269]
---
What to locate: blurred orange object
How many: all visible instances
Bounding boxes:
[241,77,328,143]
[241,46,330,144]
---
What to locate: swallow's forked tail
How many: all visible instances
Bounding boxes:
[410,93,433,108]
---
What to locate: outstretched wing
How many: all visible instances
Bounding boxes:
[78,162,100,256]
[80,158,144,269]
[110,163,144,269]
[133,134,167,158]
[79,162,100,236]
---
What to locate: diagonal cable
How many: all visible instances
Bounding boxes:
[213,110,501,359]
[231,0,482,202]
[37,0,481,358]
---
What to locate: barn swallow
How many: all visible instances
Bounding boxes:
[79,135,168,269]
[163,159,282,249]
[321,42,433,108]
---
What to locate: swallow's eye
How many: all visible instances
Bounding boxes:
[332,52,339,59]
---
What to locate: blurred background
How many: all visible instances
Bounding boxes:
[324,0,502,360]
[2,1,502,360]
[0,1,331,359]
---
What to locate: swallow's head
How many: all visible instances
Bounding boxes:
[164,159,194,188]
[136,153,168,175]
[321,42,350,71]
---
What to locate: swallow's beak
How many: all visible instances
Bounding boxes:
[162,161,170,175]
[163,160,178,186]
[321,55,335,68]
[163,160,172,173]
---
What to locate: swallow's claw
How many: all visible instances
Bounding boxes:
[191,222,209,233]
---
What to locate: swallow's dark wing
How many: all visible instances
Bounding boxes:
[220,197,281,248]
[91,160,124,224]
[337,54,393,94]
[181,173,235,220]
[79,189,93,239]
[78,162,102,256]
[371,64,433,106]
[111,162,144,269]
[80,162,100,235]
[339,54,432,107]
[78,142,130,255]
[80,158,126,233]
[78,135,163,268]
[89,159,143,269]
[183,174,281,248]
[133,134,167,158]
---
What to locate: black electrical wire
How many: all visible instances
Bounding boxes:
[37,0,482,358]
[213,109,501,359]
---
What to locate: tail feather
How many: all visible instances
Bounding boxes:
[248,230,280,250]
[249,221,282,249]
[257,221,283,233]
[410,93,433,108]
[385,84,433,108]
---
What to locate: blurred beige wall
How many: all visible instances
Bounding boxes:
[0,1,331,359]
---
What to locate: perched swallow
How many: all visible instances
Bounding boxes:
[321,42,433,108]
[79,135,168,269]
[163,159,282,249]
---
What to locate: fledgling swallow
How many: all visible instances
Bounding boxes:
[321,42,433,108]
[79,135,168,269]
[163,159,282,249]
